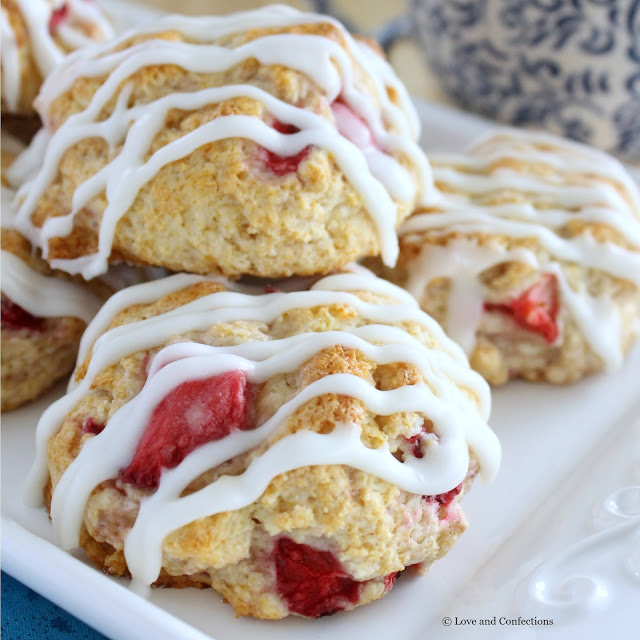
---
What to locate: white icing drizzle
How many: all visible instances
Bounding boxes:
[12,5,433,276]
[549,264,625,371]
[5,127,50,187]
[24,271,499,588]
[400,129,640,371]
[0,0,112,112]
[1,8,20,112]
[1,186,16,228]
[1,129,25,156]
[405,239,539,355]
[37,6,420,139]
[55,0,113,51]
[468,128,640,217]
[1,250,101,323]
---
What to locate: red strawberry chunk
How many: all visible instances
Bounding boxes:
[119,370,251,489]
[401,419,435,460]
[261,120,310,176]
[272,121,299,136]
[1,298,45,332]
[274,538,361,618]
[406,433,424,459]
[264,284,281,294]
[49,4,69,33]
[423,483,463,508]
[82,417,105,435]
[383,571,399,591]
[484,274,559,343]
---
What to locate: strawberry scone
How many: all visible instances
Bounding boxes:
[0,0,113,115]
[26,269,500,619]
[10,5,433,280]
[1,133,102,411]
[386,130,640,385]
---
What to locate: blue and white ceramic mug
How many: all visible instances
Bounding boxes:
[410,0,640,161]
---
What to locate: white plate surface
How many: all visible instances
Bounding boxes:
[2,4,640,639]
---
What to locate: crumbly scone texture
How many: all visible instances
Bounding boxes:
[1,309,85,411]
[46,281,481,619]
[379,146,640,385]
[30,23,420,277]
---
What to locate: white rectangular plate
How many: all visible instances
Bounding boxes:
[2,5,639,638]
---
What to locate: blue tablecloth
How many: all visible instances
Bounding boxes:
[1,572,107,639]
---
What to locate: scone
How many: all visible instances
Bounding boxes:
[1,133,102,411]
[0,0,113,115]
[26,268,500,619]
[386,129,640,385]
[10,5,433,279]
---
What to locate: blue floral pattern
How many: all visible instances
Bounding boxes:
[412,0,640,160]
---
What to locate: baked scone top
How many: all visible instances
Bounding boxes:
[9,5,433,278]
[0,0,113,114]
[26,268,500,588]
[399,129,640,370]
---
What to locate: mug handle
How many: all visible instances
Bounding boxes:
[375,13,415,54]
[309,0,413,54]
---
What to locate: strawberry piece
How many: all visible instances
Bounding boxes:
[1,298,45,332]
[274,538,361,618]
[402,419,435,460]
[49,4,69,33]
[261,120,310,176]
[331,98,379,150]
[406,433,424,459]
[383,571,399,592]
[264,284,281,294]
[423,483,463,508]
[484,274,559,343]
[119,370,251,489]
[272,121,300,136]
[82,417,105,435]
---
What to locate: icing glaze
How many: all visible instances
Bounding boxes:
[400,129,640,371]
[25,269,499,588]
[11,5,434,276]
[0,0,112,112]
[0,8,20,112]
[1,186,16,228]
[1,250,101,323]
